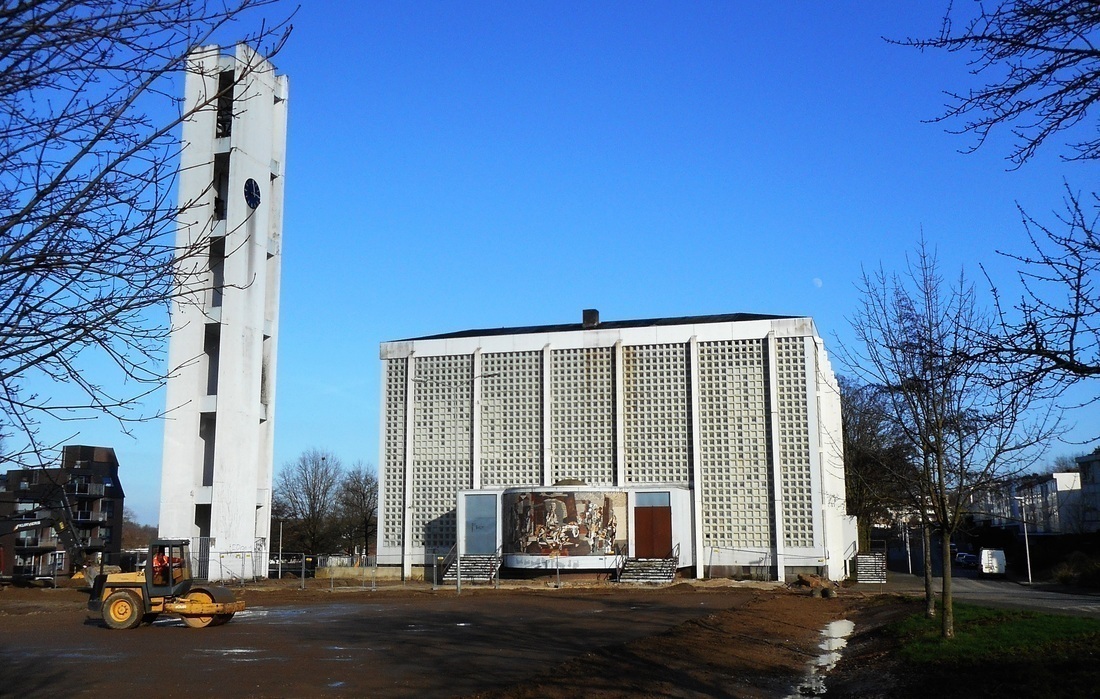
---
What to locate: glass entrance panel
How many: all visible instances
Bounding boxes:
[636,492,670,507]
[465,494,498,555]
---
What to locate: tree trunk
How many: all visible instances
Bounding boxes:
[941,534,955,638]
[858,519,873,553]
[922,517,936,618]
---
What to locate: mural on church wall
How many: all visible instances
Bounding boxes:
[504,491,627,556]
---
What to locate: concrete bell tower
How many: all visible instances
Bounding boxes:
[159,45,288,580]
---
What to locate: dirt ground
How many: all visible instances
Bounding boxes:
[0,579,911,698]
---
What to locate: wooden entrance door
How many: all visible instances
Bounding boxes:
[634,505,672,558]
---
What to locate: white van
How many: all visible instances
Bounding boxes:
[979,548,1006,576]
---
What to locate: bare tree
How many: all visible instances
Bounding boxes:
[121,507,158,549]
[840,375,937,618]
[839,376,913,550]
[902,1,1100,166]
[0,1,290,464]
[273,449,344,554]
[902,4,1100,409]
[843,241,1058,638]
[1022,451,1086,478]
[336,463,378,556]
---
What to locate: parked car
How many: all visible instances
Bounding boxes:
[954,551,978,566]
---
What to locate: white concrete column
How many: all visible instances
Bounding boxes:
[614,340,625,486]
[471,349,483,490]
[402,353,416,580]
[542,344,552,486]
[803,336,825,556]
[689,336,705,579]
[766,332,786,582]
[626,491,635,558]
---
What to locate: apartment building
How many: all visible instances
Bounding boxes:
[1075,452,1100,534]
[0,446,125,579]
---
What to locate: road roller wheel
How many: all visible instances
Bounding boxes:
[103,590,143,630]
[211,613,234,626]
[181,590,215,628]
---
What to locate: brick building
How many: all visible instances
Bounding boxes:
[0,445,125,580]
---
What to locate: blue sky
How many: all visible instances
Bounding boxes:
[29,3,1100,524]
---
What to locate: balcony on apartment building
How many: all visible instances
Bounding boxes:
[14,506,42,520]
[73,510,107,525]
[65,481,105,498]
[14,535,58,552]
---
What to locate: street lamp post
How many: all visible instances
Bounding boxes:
[1013,496,1033,585]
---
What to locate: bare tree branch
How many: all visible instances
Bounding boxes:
[838,376,915,550]
[897,1,1100,166]
[900,3,1100,435]
[980,186,1100,394]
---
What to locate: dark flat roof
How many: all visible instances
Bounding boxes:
[391,312,801,342]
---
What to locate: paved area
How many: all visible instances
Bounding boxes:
[851,570,1100,618]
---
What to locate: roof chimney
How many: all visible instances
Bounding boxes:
[582,308,599,329]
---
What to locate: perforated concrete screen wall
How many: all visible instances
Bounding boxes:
[376,313,857,581]
[411,355,473,549]
[550,347,615,486]
[382,359,406,550]
[623,344,690,484]
[698,339,772,548]
[481,351,542,487]
[775,336,815,549]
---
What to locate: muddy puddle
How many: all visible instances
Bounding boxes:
[787,618,855,697]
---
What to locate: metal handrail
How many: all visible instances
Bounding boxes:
[613,543,629,582]
[492,543,503,589]
[666,542,680,563]
[438,544,458,587]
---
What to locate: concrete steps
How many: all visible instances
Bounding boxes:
[618,557,678,584]
[442,554,500,583]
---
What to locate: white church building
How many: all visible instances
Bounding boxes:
[377,311,858,582]
[159,45,288,580]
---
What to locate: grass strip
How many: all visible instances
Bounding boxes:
[890,604,1100,697]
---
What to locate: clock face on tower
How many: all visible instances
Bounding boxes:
[244,178,261,209]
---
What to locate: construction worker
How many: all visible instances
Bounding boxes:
[152,546,173,584]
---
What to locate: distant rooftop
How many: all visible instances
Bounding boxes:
[391,311,801,343]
